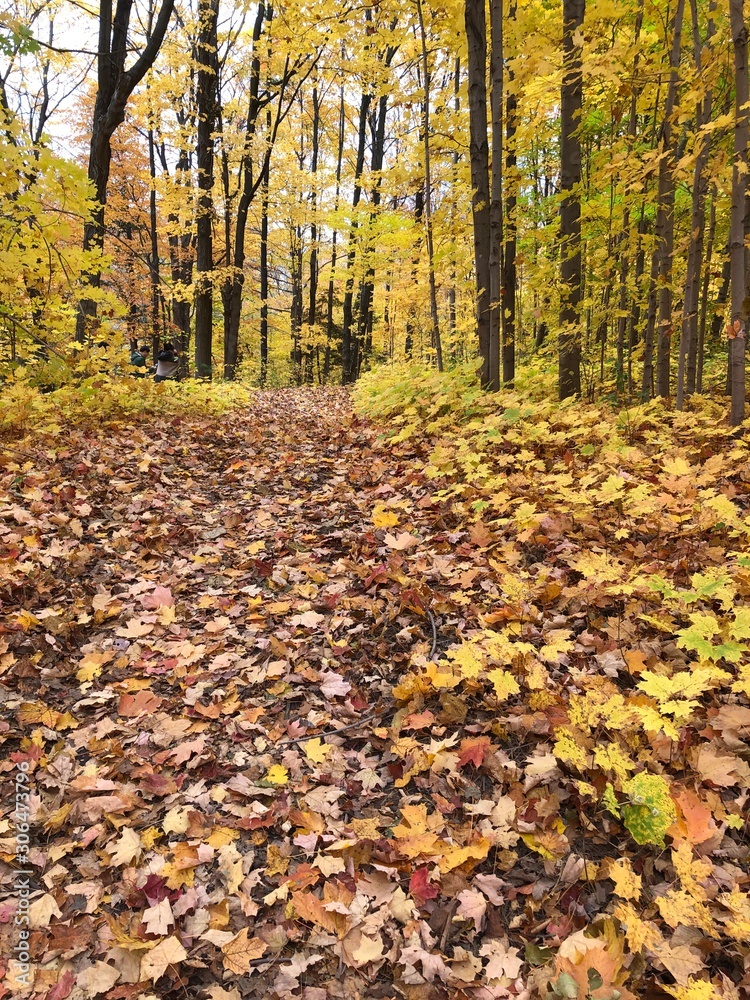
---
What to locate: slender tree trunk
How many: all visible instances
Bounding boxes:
[558,0,584,399]
[697,190,717,393]
[307,84,320,344]
[147,123,162,353]
[223,1,265,379]
[405,185,424,359]
[417,0,443,372]
[488,0,502,390]
[730,0,748,425]
[465,0,492,386]
[194,0,219,378]
[677,0,716,408]
[259,111,270,386]
[616,0,643,392]
[655,0,685,398]
[355,91,391,373]
[324,70,345,384]
[448,57,460,360]
[341,88,371,383]
[161,136,193,369]
[502,0,517,386]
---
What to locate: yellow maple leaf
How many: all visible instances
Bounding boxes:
[206,826,240,848]
[448,643,484,678]
[304,738,332,764]
[665,982,719,1000]
[718,887,750,942]
[264,764,289,786]
[438,837,490,872]
[613,901,663,952]
[607,858,642,901]
[657,889,714,934]
[672,842,712,900]
[487,668,520,701]
[372,504,399,528]
[423,660,461,690]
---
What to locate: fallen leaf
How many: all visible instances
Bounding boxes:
[221,927,267,974]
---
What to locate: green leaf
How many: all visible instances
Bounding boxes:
[587,967,604,991]
[525,943,554,966]
[552,971,579,998]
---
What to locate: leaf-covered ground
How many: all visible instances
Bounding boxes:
[1,384,749,1000]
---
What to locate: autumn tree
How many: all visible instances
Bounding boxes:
[75,0,176,342]
[558,0,583,400]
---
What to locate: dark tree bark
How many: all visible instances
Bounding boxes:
[465,0,491,386]
[697,190,717,393]
[147,123,162,355]
[677,0,716,408]
[654,0,685,398]
[488,0,502,390]
[193,0,219,378]
[75,0,175,341]
[354,23,398,377]
[323,70,345,385]
[355,91,390,374]
[558,0,584,400]
[307,82,320,381]
[730,0,748,425]
[158,129,193,370]
[615,0,643,393]
[341,88,372,383]
[259,108,271,385]
[416,0,443,372]
[448,57,460,358]
[501,0,517,387]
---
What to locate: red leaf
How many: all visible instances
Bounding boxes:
[457,736,492,769]
[409,867,440,908]
[42,972,75,1000]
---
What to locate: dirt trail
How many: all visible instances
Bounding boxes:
[1,388,518,1000]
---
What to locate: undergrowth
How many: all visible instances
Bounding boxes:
[0,375,253,442]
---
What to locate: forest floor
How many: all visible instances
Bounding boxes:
[0,386,749,1000]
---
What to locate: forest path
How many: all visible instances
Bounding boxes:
[2,387,523,1000]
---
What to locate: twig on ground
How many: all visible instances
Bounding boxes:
[427,609,438,660]
[274,709,382,746]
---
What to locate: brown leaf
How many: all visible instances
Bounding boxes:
[221,927,267,974]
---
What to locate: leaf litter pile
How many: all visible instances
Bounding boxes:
[1,385,750,1000]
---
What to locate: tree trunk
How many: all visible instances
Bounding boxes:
[147,123,162,354]
[465,0,491,386]
[194,0,219,378]
[655,0,685,398]
[222,3,265,378]
[502,0,517,386]
[448,57,460,360]
[558,0,584,400]
[341,88,371,383]
[259,110,270,386]
[616,0,643,393]
[677,0,716,408]
[697,189,717,393]
[324,69,345,385]
[308,84,320,331]
[416,0,443,372]
[730,0,748,425]
[488,0,502,390]
[75,0,175,341]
